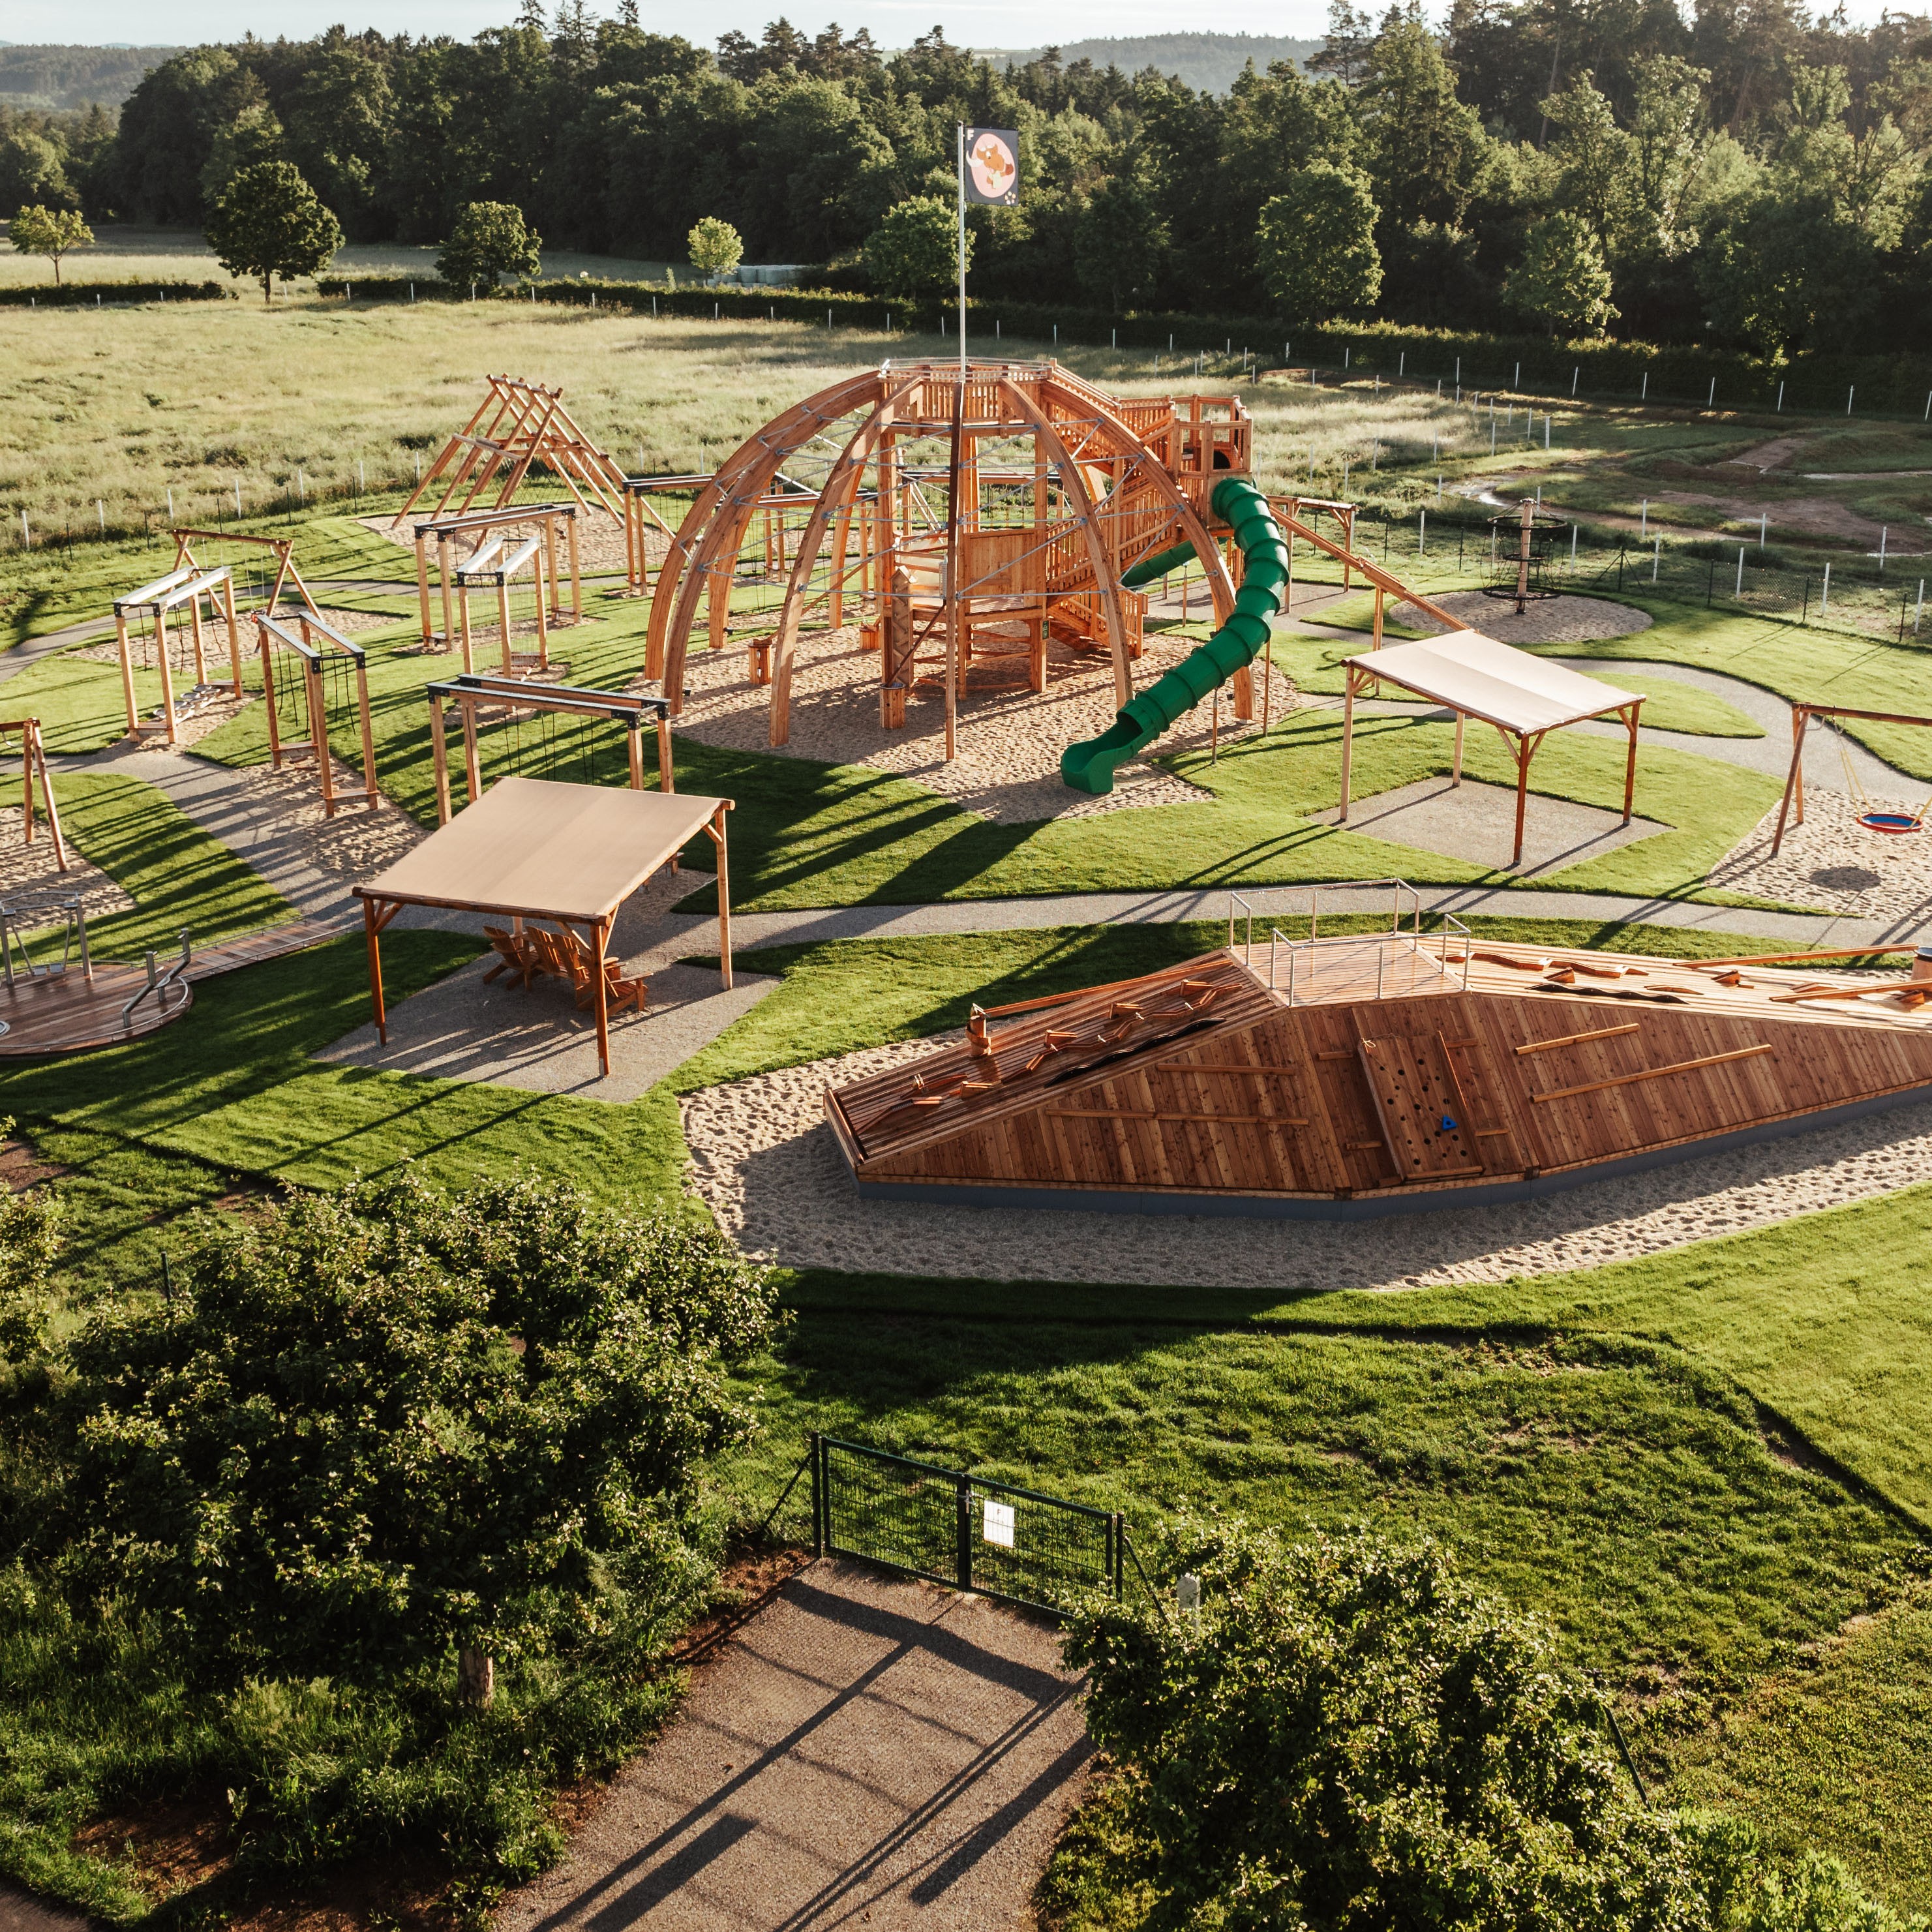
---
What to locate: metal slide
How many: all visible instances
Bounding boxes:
[1059,475,1291,795]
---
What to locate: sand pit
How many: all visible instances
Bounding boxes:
[0,807,133,920]
[680,1040,1932,1291]
[207,759,426,881]
[1709,787,1932,920]
[668,624,1271,824]
[1389,591,1653,646]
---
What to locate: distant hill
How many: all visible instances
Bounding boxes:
[0,44,180,110]
[975,33,1320,93]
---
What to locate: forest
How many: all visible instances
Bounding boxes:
[5,0,1932,352]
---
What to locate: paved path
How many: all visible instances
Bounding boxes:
[498,1560,1090,1932]
[0,1888,88,1932]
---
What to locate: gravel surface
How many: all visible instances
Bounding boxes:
[669,624,1256,824]
[0,806,132,920]
[496,1559,1089,1932]
[681,1039,1932,1290]
[1389,591,1655,644]
[1709,788,1932,922]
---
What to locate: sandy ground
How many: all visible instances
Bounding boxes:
[200,758,426,882]
[680,1039,1932,1290]
[1388,590,1655,645]
[361,509,635,575]
[1310,775,1670,875]
[669,622,1255,824]
[1709,787,1932,922]
[496,1560,1089,1932]
[0,806,133,920]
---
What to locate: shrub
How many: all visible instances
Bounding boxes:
[438,200,541,291]
[1052,1524,1927,1932]
[687,215,744,283]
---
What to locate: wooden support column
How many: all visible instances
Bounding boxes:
[496,573,514,674]
[1772,706,1809,856]
[115,611,139,736]
[461,696,482,806]
[532,547,550,671]
[220,576,243,695]
[437,532,456,647]
[1453,712,1466,784]
[155,604,178,745]
[704,803,734,989]
[567,513,582,620]
[364,898,388,1040]
[457,577,475,674]
[1511,731,1546,869]
[1621,701,1640,823]
[591,917,611,1078]
[415,529,434,642]
[882,568,910,729]
[626,722,644,791]
[656,716,675,794]
[1338,666,1357,822]
[429,691,453,824]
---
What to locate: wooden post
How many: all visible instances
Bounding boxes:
[882,568,909,729]
[709,561,728,652]
[457,575,475,675]
[626,721,644,791]
[437,532,455,648]
[29,725,66,871]
[19,727,33,845]
[1372,586,1384,649]
[545,514,562,623]
[415,528,434,643]
[355,660,379,808]
[115,611,139,737]
[1453,712,1465,785]
[1621,701,1640,823]
[221,575,243,695]
[461,696,482,805]
[567,513,582,622]
[591,918,611,1078]
[1772,706,1808,855]
[309,661,337,818]
[1512,733,1535,868]
[532,543,550,671]
[429,690,453,824]
[496,572,514,674]
[1338,667,1356,822]
[155,603,178,745]
[655,715,674,793]
[364,898,388,1040]
[1791,704,1807,827]
[708,804,733,989]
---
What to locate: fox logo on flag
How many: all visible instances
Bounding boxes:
[963,128,1020,206]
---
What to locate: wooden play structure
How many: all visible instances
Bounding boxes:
[391,377,628,532]
[1485,498,1569,616]
[825,889,1932,1219]
[355,776,734,1078]
[644,361,1458,785]
[0,718,65,873]
[425,674,674,825]
[255,613,380,817]
[174,528,321,622]
[112,561,243,744]
[410,503,584,653]
[1338,634,1646,867]
[1772,702,1932,851]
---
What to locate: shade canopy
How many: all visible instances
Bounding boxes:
[355,775,724,924]
[1344,631,1640,733]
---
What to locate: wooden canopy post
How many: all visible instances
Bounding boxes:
[590,916,611,1077]
[415,527,434,642]
[702,802,734,989]
[1620,700,1642,822]
[1453,712,1466,784]
[429,689,453,824]
[1339,665,1357,822]
[1511,729,1547,868]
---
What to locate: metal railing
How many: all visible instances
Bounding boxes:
[805,1433,1123,1620]
[119,932,192,1027]
[0,890,91,989]
[1228,881,1474,1006]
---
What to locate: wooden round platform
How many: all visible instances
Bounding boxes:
[0,967,192,1057]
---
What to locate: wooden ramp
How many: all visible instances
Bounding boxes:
[0,919,348,1058]
[826,935,1932,1218]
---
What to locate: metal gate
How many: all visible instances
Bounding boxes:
[809,1433,1123,1618]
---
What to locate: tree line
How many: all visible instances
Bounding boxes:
[7,0,1932,353]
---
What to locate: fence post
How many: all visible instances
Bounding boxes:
[956,1474,973,1593]
[811,1430,824,1556]
[1111,1514,1125,1601]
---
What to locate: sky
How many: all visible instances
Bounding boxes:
[8,0,1903,56]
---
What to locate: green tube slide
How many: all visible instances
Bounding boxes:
[1061,475,1291,795]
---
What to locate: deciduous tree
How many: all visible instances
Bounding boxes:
[204,158,343,305]
[1506,209,1619,335]
[863,193,969,298]
[438,199,542,290]
[1255,160,1381,320]
[687,213,744,280]
[8,205,94,286]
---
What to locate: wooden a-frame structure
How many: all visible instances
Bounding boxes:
[391,377,629,531]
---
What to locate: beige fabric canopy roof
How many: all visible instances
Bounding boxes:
[1346,631,1641,734]
[1338,631,1648,868]
[354,776,734,1076]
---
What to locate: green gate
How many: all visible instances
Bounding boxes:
[809,1432,1123,1618]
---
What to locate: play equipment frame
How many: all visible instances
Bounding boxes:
[255,612,380,817]
[390,376,628,531]
[425,674,674,825]
[0,718,65,873]
[172,527,321,620]
[112,564,243,744]
[411,502,584,650]
[1772,702,1932,853]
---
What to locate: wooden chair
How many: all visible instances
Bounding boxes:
[527,926,648,1016]
[482,924,539,988]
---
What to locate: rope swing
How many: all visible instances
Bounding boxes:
[1827,716,1931,836]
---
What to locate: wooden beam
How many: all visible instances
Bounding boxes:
[1530,1042,1773,1103]
[1514,1022,1642,1056]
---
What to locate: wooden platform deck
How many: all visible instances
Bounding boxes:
[0,918,348,1059]
[826,935,1932,1216]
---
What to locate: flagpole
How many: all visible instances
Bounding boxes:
[956,123,967,376]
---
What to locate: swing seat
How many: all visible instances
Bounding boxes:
[1859,811,1924,835]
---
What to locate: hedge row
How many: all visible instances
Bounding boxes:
[1,280,230,309]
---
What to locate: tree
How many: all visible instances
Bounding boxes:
[1697,190,1879,352]
[438,200,542,290]
[1049,1523,1914,1932]
[50,1171,777,1694]
[204,160,343,306]
[1506,210,1620,335]
[1074,168,1169,311]
[1255,161,1381,321]
[863,194,970,299]
[1355,13,1497,234]
[687,214,744,282]
[0,132,72,213]
[8,205,95,288]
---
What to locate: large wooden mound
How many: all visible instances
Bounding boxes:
[824,935,1932,1218]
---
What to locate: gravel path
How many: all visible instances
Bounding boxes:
[497,1559,1089,1932]
[680,1040,1932,1289]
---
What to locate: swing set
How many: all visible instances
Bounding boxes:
[172,528,322,622]
[1772,702,1932,854]
[0,719,65,873]
[424,674,674,826]
[255,612,380,817]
